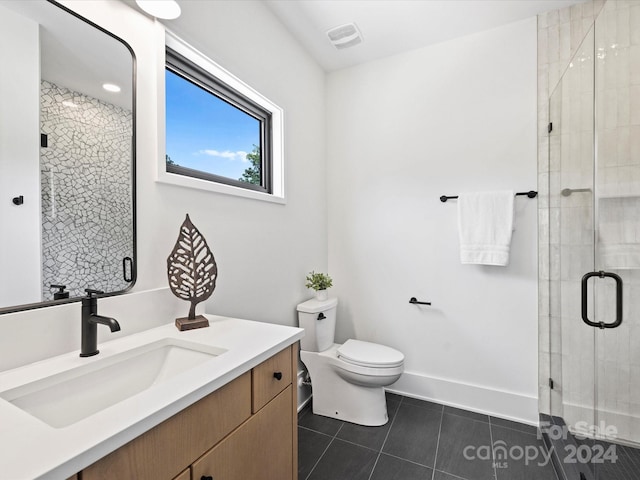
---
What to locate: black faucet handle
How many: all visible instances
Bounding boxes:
[84,289,104,297]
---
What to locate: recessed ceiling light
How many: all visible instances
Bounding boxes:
[103,83,121,93]
[136,0,181,20]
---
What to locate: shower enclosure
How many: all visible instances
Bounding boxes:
[544,1,640,478]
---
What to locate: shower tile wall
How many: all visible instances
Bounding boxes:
[538,0,604,418]
[40,80,133,300]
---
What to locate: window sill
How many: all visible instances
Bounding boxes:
[156,169,286,204]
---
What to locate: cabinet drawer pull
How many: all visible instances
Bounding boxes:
[273,371,283,381]
[201,476,213,480]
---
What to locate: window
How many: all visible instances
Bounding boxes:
[160,33,284,202]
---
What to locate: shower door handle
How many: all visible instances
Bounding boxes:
[581,271,623,329]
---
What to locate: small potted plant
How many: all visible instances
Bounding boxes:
[305,271,333,301]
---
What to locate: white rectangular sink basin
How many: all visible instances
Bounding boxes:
[0,338,226,428]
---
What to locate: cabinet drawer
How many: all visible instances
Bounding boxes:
[192,385,293,480]
[82,372,251,480]
[252,346,292,413]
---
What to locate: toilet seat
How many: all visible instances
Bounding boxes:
[337,339,404,369]
[317,345,404,379]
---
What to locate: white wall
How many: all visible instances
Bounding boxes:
[159,0,327,324]
[0,0,326,370]
[326,18,539,423]
[0,6,42,307]
[0,0,540,424]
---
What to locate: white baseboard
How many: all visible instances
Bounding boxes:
[387,370,539,426]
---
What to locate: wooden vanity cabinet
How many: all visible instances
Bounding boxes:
[173,468,191,480]
[252,346,292,413]
[81,343,298,480]
[191,386,293,480]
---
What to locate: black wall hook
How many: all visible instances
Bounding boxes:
[409,297,431,306]
[12,195,24,205]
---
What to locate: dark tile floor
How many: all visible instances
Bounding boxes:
[298,393,558,480]
[573,437,640,480]
[540,414,640,480]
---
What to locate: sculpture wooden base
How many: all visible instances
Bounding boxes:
[175,315,209,331]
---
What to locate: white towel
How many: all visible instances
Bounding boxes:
[457,190,514,266]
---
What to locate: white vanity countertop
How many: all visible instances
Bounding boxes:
[0,315,304,480]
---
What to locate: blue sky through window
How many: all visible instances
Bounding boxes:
[165,69,260,180]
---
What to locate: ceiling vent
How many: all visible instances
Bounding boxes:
[326,23,363,50]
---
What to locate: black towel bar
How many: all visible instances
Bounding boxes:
[440,190,537,203]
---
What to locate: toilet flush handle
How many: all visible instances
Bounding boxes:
[317,313,326,321]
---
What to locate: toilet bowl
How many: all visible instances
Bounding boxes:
[297,297,404,426]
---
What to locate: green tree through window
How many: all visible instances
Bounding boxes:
[239,145,261,186]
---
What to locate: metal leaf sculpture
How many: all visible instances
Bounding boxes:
[167,214,218,330]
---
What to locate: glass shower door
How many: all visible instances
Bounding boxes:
[550,21,597,449]
[592,0,640,454]
[549,2,640,478]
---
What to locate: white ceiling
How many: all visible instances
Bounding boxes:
[3,0,588,103]
[264,0,588,71]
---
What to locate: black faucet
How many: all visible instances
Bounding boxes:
[80,289,121,357]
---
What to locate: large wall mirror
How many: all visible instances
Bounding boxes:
[0,0,136,313]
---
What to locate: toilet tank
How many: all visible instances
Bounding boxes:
[297,297,338,352]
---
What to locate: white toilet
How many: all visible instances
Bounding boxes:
[297,297,404,426]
